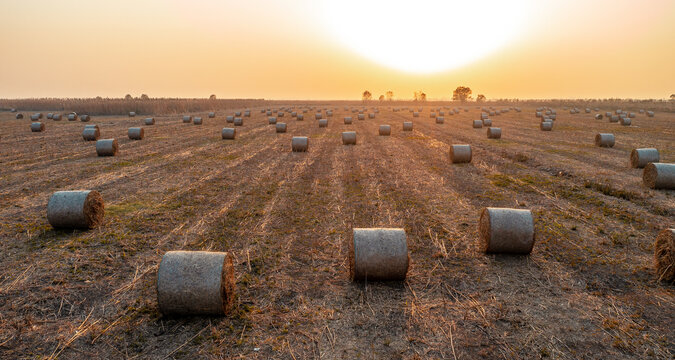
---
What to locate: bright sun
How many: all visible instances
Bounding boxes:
[321,0,535,74]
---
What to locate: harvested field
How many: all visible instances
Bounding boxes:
[0,104,673,359]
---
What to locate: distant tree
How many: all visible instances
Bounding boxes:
[124,94,133,100]
[385,91,394,101]
[362,90,372,102]
[452,86,472,102]
[378,95,385,102]
[140,94,150,100]
[210,94,217,100]
[670,94,675,100]
[413,91,427,102]
[419,92,426,102]
[476,94,486,103]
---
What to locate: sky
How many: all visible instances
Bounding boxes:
[0,0,673,100]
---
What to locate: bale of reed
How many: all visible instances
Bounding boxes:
[47,190,104,229]
[31,122,45,132]
[349,228,409,281]
[234,118,243,126]
[487,127,502,139]
[595,133,615,147]
[479,208,535,254]
[226,116,234,123]
[630,148,659,168]
[96,139,118,156]
[129,112,136,117]
[403,121,413,131]
[182,115,192,123]
[208,112,215,118]
[292,136,308,152]
[482,119,491,127]
[620,118,631,126]
[318,119,328,128]
[144,117,155,125]
[449,144,471,163]
[68,113,78,121]
[221,128,236,140]
[344,116,353,124]
[15,113,23,119]
[157,251,236,316]
[193,117,203,125]
[436,116,445,124]
[358,114,365,120]
[540,121,553,131]
[342,131,356,145]
[643,163,675,189]
[268,117,277,124]
[128,127,144,140]
[473,120,483,128]
[379,125,391,136]
[276,123,287,133]
[654,229,675,282]
[80,115,91,122]
[82,127,100,141]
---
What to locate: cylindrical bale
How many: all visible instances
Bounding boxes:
[277,112,284,117]
[276,123,287,133]
[244,111,251,117]
[235,111,242,116]
[193,117,203,125]
[342,131,356,145]
[344,117,353,124]
[47,190,105,229]
[144,117,155,125]
[80,115,91,122]
[540,121,553,131]
[449,144,472,164]
[208,112,215,118]
[350,228,409,281]
[643,163,675,189]
[266,111,272,116]
[609,115,619,123]
[84,124,99,130]
[226,115,234,123]
[630,148,659,168]
[379,125,391,136]
[53,114,62,121]
[68,113,78,121]
[15,113,23,119]
[654,229,675,282]
[157,251,236,316]
[30,114,40,121]
[318,119,328,128]
[96,139,118,156]
[128,127,144,140]
[482,118,491,127]
[368,113,375,119]
[473,120,483,128]
[595,114,603,120]
[413,112,419,118]
[479,208,535,254]
[221,128,236,140]
[595,133,615,147]
[620,118,631,126]
[47,113,53,119]
[268,117,277,124]
[82,127,100,141]
[402,121,413,131]
[296,114,304,121]
[129,112,136,117]
[315,113,322,120]
[647,111,654,117]
[487,127,502,139]
[234,118,243,126]
[436,116,445,124]
[182,115,192,123]
[358,114,365,120]
[629,112,636,118]
[292,136,308,152]
[30,122,45,132]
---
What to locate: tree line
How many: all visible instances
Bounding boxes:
[362,87,486,102]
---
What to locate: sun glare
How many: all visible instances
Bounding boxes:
[321,0,535,74]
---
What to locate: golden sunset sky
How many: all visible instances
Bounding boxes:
[1,0,673,100]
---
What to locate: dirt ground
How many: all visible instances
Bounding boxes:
[0,104,673,359]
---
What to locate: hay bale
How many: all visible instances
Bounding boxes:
[413,112,419,118]
[15,113,23,119]
[193,117,203,125]
[235,111,242,116]
[368,113,375,119]
[268,117,277,124]
[535,111,542,118]
[403,121,413,131]
[144,117,155,125]
[128,127,144,140]
[292,136,308,152]
[358,114,365,120]
[30,114,41,121]
[318,119,328,128]
[379,125,391,136]
[96,139,118,156]
[654,229,675,282]
[479,208,535,254]
[540,121,553,131]
[315,113,322,120]
[482,119,491,127]
[278,112,284,117]
[481,113,489,120]
[276,123,287,133]
[449,144,471,163]
[349,228,409,281]
[473,120,483,128]
[68,113,78,121]
[630,148,659,168]
[620,117,631,126]
[82,127,100,141]
[244,110,251,117]
[208,112,215,118]
[47,190,104,229]
[629,112,636,118]
[344,116,353,124]
[157,251,236,316]
[129,112,136,117]
[297,114,304,121]
[643,163,675,189]
[182,115,192,123]
[487,127,502,139]
[342,131,356,145]
[267,111,273,116]
[52,114,62,121]
[31,122,44,132]
[436,116,445,124]
[80,115,91,122]
[595,114,603,120]
[647,111,654,117]
[226,115,234,123]
[595,133,615,147]
[609,115,619,123]
[221,128,236,140]
[47,113,53,119]
[234,118,243,126]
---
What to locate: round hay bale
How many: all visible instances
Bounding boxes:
[349,228,409,281]
[629,112,636,118]
[368,113,375,119]
[52,114,62,121]
[47,113,53,119]
[31,122,44,132]
[266,111,273,116]
[449,144,471,163]
[226,115,234,123]
[129,112,136,117]
[487,127,502,139]
[47,190,104,229]
[68,113,78,121]
[292,136,308,152]
[436,116,445,124]
[297,114,304,121]
[182,115,192,123]
[318,119,328,128]
[479,208,535,254]
[30,114,41,121]
[80,115,91,122]
[208,112,215,118]
[482,118,491,127]
[291,112,297,118]
[193,117,203,125]
[234,118,243,126]
[276,123,287,133]
[235,111,242,117]
[342,131,356,145]
[403,121,413,131]
[654,229,675,283]
[96,139,118,156]
[244,111,251,117]
[278,112,284,118]
[413,112,419,118]
[15,113,23,119]
[535,111,542,118]
[609,115,619,123]
[643,163,675,189]
[647,111,654,117]
[157,251,236,316]
[620,118,631,126]
[595,133,615,147]
[473,120,483,128]
[481,113,489,120]
[128,127,144,140]
[358,114,365,120]
[344,117,353,124]
[144,117,155,125]
[595,114,603,120]
[540,121,553,131]
[630,148,659,168]
[82,127,100,141]
[315,113,322,120]
[268,117,277,124]
[221,128,236,140]
[379,125,391,136]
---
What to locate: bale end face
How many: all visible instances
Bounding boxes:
[479,208,535,254]
[47,190,104,229]
[655,229,675,283]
